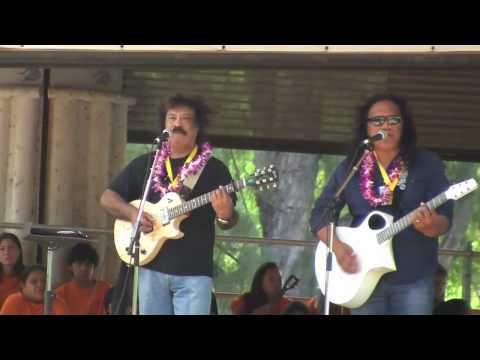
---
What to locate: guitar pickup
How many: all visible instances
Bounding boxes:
[158,208,170,225]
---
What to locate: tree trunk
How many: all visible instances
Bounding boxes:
[439,163,479,271]
[255,151,320,297]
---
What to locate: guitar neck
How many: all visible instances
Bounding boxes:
[377,192,448,244]
[167,179,246,219]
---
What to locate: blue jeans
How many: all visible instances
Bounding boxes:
[351,274,434,315]
[139,268,213,315]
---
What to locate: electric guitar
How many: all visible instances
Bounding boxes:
[314,178,478,309]
[114,165,278,266]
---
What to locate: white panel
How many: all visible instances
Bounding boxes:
[325,45,434,52]
[224,45,327,52]
[433,45,480,52]
[121,45,223,51]
[2,45,480,53]
[224,45,438,53]
[0,45,123,51]
[0,45,224,52]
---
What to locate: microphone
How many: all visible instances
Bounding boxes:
[361,130,386,146]
[154,129,172,144]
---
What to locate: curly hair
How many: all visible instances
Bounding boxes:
[159,93,212,146]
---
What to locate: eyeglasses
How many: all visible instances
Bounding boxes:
[367,115,402,126]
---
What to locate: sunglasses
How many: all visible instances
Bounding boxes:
[367,115,402,126]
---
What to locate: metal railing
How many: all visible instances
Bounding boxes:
[1,221,478,307]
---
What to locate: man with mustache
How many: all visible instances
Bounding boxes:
[101,94,238,315]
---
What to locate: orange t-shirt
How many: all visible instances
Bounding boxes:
[0,292,68,315]
[230,295,291,315]
[55,280,111,315]
[0,275,21,309]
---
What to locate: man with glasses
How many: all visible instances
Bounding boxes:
[310,94,453,315]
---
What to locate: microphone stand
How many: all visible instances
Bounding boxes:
[128,135,167,315]
[321,144,372,316]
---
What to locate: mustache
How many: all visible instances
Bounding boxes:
[171,127,187,135]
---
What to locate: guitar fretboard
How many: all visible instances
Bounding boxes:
[167,180,246,220]
[376,192,448,244]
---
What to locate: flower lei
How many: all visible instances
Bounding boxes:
[360,151,405,207]
[151,142,213,196]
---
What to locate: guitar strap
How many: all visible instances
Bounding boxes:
[390,170,408,221]
[180,159,208,200]
[390,188,404,220]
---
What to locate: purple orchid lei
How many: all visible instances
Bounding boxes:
[360,151,405,207]
[151,142,213,196]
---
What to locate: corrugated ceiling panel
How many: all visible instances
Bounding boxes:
[123,68,480,156]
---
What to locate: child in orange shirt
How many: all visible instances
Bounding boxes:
[0,265,68,315]
[0,233,25,309]
[55,243,111,315]
[230,262,291,315]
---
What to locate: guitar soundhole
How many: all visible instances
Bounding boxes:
[368,214,386,230]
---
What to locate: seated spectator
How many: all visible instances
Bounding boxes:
[230,262,291,315]
[0,233,25,309]
[55,243,111,315]
[0,265,67,315]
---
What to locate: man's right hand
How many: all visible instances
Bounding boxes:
[130,209,155,234]
[333,240,359,274]
[316,227,359,274]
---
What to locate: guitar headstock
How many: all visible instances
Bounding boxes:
[245,164,279,191]
[445,178,478,200]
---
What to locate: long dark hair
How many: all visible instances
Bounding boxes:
[0,232,25,281]
[347,94,418,166]
[242,262,279,314]
[159,93,212,146]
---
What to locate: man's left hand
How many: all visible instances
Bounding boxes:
[411,202,449,237]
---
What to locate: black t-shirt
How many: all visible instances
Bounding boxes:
[109,151,237,277]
